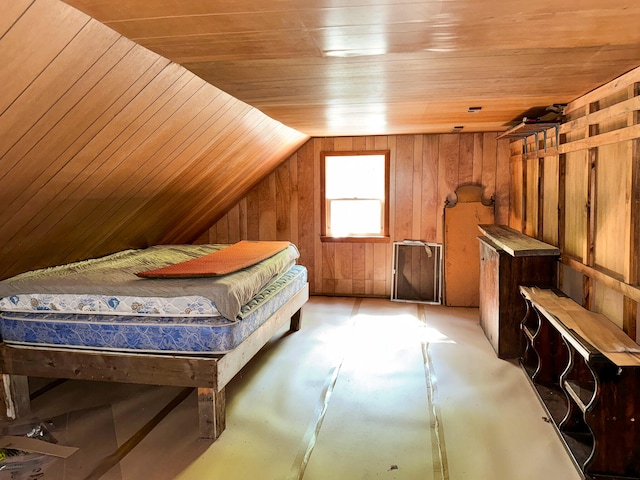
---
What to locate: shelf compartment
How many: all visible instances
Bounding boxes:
[519,286,640,480]
[563,379,595,412]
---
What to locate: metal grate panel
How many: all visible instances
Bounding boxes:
[391,241,442,304]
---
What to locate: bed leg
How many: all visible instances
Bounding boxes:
[198,387,226,440]
[290,308,302,332]
[1,374,30,420]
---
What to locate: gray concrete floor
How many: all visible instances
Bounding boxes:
[2,297,581,479]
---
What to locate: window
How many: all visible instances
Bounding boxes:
[321,151,390,241]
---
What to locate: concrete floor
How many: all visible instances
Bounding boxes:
[1,297,581,479]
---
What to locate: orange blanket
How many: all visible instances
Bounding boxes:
[137,241,292,278]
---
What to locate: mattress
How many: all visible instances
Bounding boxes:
[0,265,307,354]
[0,243,300,321]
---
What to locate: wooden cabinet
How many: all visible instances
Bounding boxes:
[520,287,640,480]
[478,225,559,359]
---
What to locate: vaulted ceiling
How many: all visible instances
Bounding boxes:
[0,0,308,279]
[62,0,640,136]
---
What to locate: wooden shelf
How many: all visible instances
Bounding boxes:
[519,287,640,480]
[478,225,560,257]
[522,324,536,341]
[497,119,559,140]
[563,380,594,412]
[497,119,560,157]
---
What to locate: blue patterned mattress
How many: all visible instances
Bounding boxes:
[0,265,307,354]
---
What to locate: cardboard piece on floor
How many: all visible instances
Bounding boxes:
[0,435,78,458]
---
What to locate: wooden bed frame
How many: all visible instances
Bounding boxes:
[0,283,308,440]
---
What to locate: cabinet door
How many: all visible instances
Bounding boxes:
[479,240,501,354]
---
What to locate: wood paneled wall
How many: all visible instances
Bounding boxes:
[0,0,308,280]
[509,66,640,341]
[203,134,511,296]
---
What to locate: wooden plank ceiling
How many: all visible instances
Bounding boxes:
[62,0,640,136]
[0,0,308,280]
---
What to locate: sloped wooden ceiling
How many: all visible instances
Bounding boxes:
[60,0,640,136]
[0,0,309,280]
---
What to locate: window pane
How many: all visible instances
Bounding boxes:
[329,199,382,236]
[325,155,385,199]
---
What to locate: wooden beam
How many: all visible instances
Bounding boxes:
[624,296,638,341]
[538,157,544,238]
[198,387,226,440]
[560,95,640,134]
[559,124,640,154]
[583,102,599,307]
[562,255,640,305]
[0,345,219,388]
[628,82,640,285]
[216,285,308,388]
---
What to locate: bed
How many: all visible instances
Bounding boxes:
[0,241,309,440]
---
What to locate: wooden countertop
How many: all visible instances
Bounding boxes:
[478,224,560,257]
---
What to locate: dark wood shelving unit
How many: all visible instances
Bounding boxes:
[520,287,640,480]
[497,119,560,156]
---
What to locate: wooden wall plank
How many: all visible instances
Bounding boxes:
[0,0,89,115]
[412,135,424,240]
[495,138,511,224]
[276,161,292,241]
[437,134,460,243]
[0,0,31,37]
[481,133,497,202]
[395,135,414,240]
[564,150,589,261]
[542,154,559,246]
[295,141,315,289]
[508,152,523,230]
[421,135,439,242]
[335,243,353,295]
[458,133,474,184]
[595,141,628,276]
[227,204,241,244]
[352,243,366,296]
[524,157,539,237]
[0,19,122,168]
[373,243,387,296]
[322,242,336,294]
[288,153,299,248]
[365,243,375,295]
[259,173,277,239]
[472,133,484,185]
[246,187,261,240]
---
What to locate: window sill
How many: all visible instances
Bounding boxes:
[320,236,390,243]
